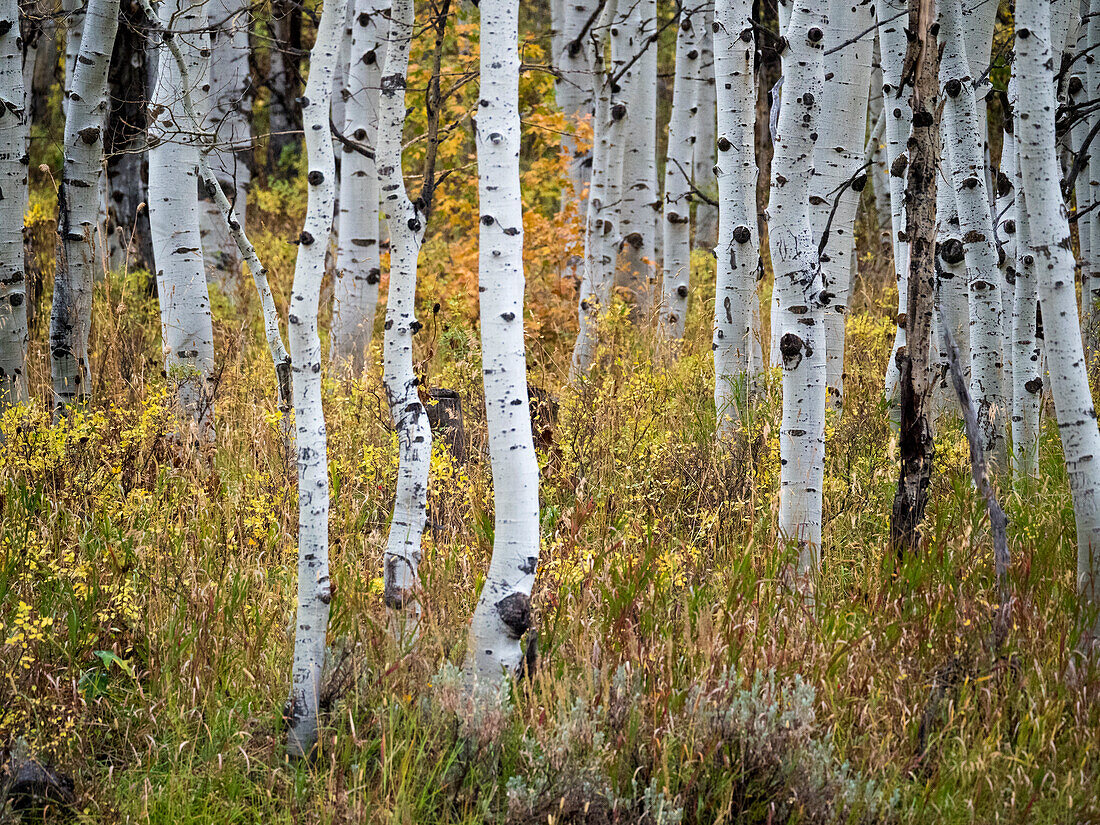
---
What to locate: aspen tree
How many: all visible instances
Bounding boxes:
[49,0,118,413]
[551,0,596,211]
[148,0,216,435]
[1011,143,1043,478]
[812,0,873,413]
[1086,0,1100,356]
[1069,33,1098,355]
[465,0,540,684]
[660,6,700,340]
[692,8,718,251]
[995,93,1017,407]
[331,0,389,371]
[770,0,828,585]
[1016,0,1100,632]
[712,0,757,431]
[612,0,658,312]
[0,0,26,411]
[940,0,1005,463]
[377,0,431,626]
[199,0,253,285]
[284,0,347,757]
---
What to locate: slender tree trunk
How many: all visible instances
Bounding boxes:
[890,0,939,555]
[1011,135,1042,479]
[148,0,216,435]
[1017,0,1100,636]
[1086,0,1100,359]
[771,0,828,589]
[659,6,699,341]
[49,0,118,413]
[692,9,718,251]
[612,0,658,314]
[62,0,85,119]
[712,0,757,432]
[0,0,26,411]
[995,94,1017,413]
[465,0,539,685]
[200,0,253,287]
[940,0,1005,465]
[284,0,346,757]
[552,0,595,212]
[377,0,431,628]
[812,0,873,414]
[868,34,893,246]
[268,0,302,166]
[331,0,389,371]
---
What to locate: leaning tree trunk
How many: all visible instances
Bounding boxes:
[49,0,118,414]
[812,0,873,414]
[890,0,939,556]
[0,0,26,412]
[377,0,431,629]
[771,0,828,590]
[331,0,389,371]
[284,0,346,758]
[612,0,658,314]
[940,0,1005,465]
[1017,0,1100,635]
[148,0,216,435]
[712,0,757,432]
[659,6,700,341]
[572,0,623,378]
[199,0,253,287]
[465,0,540,685]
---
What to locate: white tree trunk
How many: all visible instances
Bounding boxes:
[377,0,431,629]
[941,0,1005,463]
[0,0,26,411]
[712,0,757,432]
[552,0,596,211]
[1011,138,1042,479]
[692,11,718,251]
[812,0,873,413]
[49,0,117,413]
[995,115,1017,409]
[572,0,622,378]
[199,0,253,286]
[284,0,346,758]
[465,0,539,685]
[868,34,892,244]
[659,7,700,340]
[877,0,913,413]
[148,0,216,434]
[61,0,84,120]
[1085,0,1100,355]
[771,0,827,585]
[612,0,658,312]
[1017,0,1100,631]
[331,0,389,371]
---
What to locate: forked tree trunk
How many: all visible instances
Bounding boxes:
[712,0,757,432]
[812,0,873,414]
[284,0,346,758]
[49,0,118,413]
[1016,0,1100,635]
[148,0,216,435]
[465,0,540,685]
[331,0,389,370]
[659,6,699,340]
[771,0,828,589]
[378,0,431,628]
[0,0,26,411]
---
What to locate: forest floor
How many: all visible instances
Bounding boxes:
[2,163,1100,824]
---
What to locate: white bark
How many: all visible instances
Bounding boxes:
[1011,137,1042,478]
[712,0,757,431]
[868,34,892,243]
[771,0,827,583]
[659,7,700,340]
[572,0,622,378]
[612,0,658,312]
[995,113,1017,408]
[941,0,1005,463]
[1017,0,1100,630]
[378,0,431,628]
[148,0,216,433]
[465,0,540,683]
[553,0,596,209]
[49,0,117,413]
[61,0,84,120]
[0,0,26,411]
[284,0,346,757]
[1086,0,1100,354]
[199,0,253,285]
[878,0,913,412]
[812,0,873,413]
[693,10,718,251]
[331,0,389,371]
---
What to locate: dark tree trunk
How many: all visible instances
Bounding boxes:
[105,0,154,271]
[889,0,940,557]
[266,0,303,168]
[20,0,58,126]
